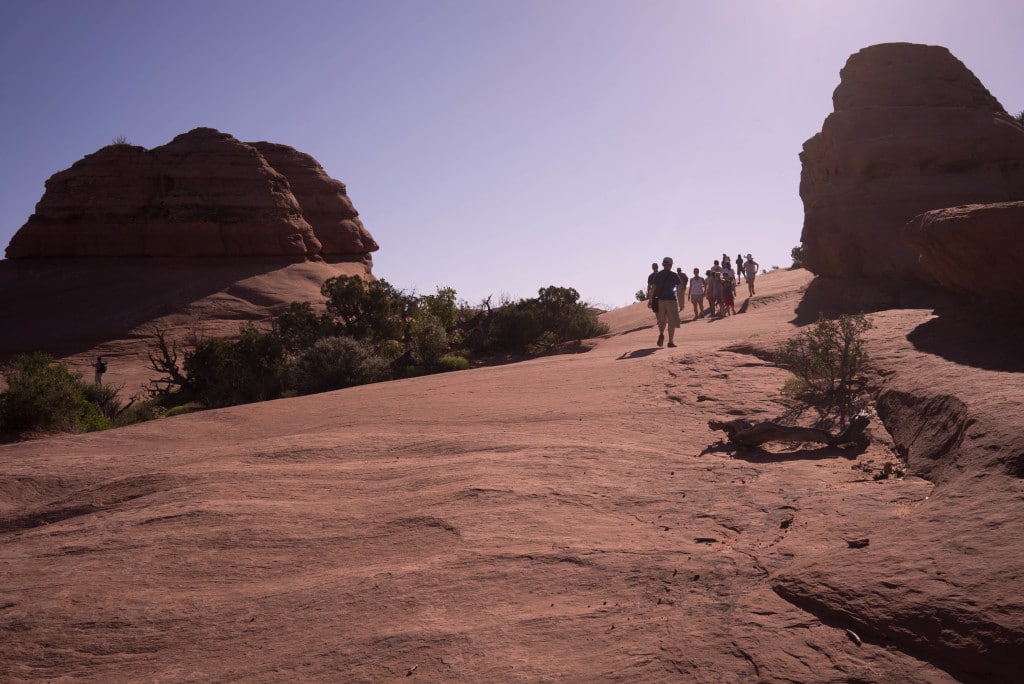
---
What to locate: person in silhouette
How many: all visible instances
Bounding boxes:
[675,267,689,313]
[650,257,682,347]
[91,356,107,386]
[646,262,659,312]
[744,254,759,296]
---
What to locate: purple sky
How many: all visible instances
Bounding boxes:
[2,0,1022,308]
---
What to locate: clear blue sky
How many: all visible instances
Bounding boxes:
[2,0,1021,309]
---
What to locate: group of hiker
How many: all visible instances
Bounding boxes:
[645,253,759,348]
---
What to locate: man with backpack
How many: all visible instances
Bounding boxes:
[91,356,107,386]
[650,257,682,347]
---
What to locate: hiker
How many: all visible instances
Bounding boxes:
[688,268,706,319]
[722,272,737,316]
[650,257,682,347]
[91,356,107,386]
[705,270,718,317]
[707,271,724,317]
[721,259,735,283]
[675,267,689,312]
[646,262,659,312]
[736,254,745,284]
[744,254,759,296]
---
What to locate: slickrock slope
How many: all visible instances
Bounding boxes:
[799,43,1024,281]
[2,269,1020,682]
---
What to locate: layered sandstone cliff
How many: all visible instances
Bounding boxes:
[799,43,1024,281]
[5,128,378,261]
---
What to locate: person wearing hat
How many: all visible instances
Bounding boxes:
[744,254,759,296]
[650,257,682,347]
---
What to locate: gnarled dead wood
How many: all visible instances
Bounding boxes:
[708,413,869,448]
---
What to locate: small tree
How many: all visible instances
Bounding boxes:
[321,275,409,342]
[775,313,872,398]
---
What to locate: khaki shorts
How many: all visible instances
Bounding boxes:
[657,299,680,329]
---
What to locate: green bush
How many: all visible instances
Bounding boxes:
[287,336,391,395]
[321,275,409,343]
[437,355,470,372]
[775,313,872,397]
[0,353,111,434]
[408,312,450,368]
[485,286,609,353]
[275,301,337,353]
[184,323,287,407]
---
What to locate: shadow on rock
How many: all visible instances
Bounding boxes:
[617,348,659,360]
[907,306,1024,373]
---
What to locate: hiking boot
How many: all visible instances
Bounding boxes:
[667,342,677,348]
[657,334,664,347]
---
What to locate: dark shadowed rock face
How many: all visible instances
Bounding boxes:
[903,201,1024,303]
[799,43,1024,280]
[5,128,378,260]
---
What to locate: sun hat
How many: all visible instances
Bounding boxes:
[662,257,673,266]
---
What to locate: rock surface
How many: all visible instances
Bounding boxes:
[5,128,378,261]
[799,43,1024,280]
[250,142,378,256]
[2,269,1021,681]
[903,201,1024,303]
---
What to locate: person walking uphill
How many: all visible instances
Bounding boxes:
[646,262,659,314]
[651,257,682,347]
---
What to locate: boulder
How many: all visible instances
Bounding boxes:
[5,128,378,260]
[799,43,1024,280]
[903,201,1024,302]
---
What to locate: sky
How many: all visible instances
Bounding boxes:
[1,0,1022,310]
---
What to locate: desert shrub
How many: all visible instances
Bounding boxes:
[437,355,470,372]
[81,382,124,421]
[484,286,608,353]
[407,312,450,369]
[184,323,287,407]
[635,289,648,302]
[275,301,337,353]
[114,398,168,425]
[321,275,409,343]
[416,286,459,330]
[487,300,546,352]
[0,353,111,434]
[164,402,205,418]
[1015,110,1024,126]
[287,336,391,395]
[775,313,872,397]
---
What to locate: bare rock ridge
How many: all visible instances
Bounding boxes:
[4,127,378,260]
[799,42,1024,288]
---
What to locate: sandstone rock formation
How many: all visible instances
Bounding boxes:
[250,142,378,256]
[5,128,378,261]
[904,201,1024,303]
[799,43,1024,281]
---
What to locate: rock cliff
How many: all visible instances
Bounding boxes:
[799,43,1024,281]
[5,128,378,261]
